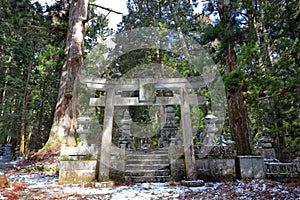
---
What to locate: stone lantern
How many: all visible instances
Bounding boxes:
[203,114,218,146]
[77,115,91,146]
[120,109,132,149]
[258,134,276,159]
[204,114,218,131]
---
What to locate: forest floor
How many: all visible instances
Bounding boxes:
[0,151,299,200]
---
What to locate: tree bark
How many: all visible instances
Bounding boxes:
[44,0,88,150]
[216,0,251,155]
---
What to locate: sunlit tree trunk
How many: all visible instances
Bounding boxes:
[20,67,32,156]
[44,0,88,150]
[20,39,35,156]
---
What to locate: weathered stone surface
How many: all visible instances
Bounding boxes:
[181,179,204,187]
[60,144,98,158]
[110,157,125,183]
[196,159,236,181]
[59,170,96,183]
[170,159,186,181]
[98,88,114,182]
[236,156,265,179]
[125,150,170,183]
[59,160,97,170]
[90,95,206,106]
[59,160,97,183]
[265,162,300,182]
[180,87,197,180]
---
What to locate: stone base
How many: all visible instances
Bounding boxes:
[197,159,236,181]
[236,156,265,179]
[59,160,97,183]
[181,180,204,187]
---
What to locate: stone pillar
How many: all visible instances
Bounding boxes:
[98,88,114,181]
[180,87,197,180]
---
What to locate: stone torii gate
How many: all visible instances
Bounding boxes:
[85,77,208,181]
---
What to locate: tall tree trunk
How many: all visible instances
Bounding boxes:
[216,0,251,155]
[225,42,251,155]
[20,73,31,156]
[44,0,88,150]
[20,39,35,156]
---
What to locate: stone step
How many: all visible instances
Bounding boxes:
[126,159,169,165]
[125,175,170,183]
[126,154,168,160]
[125,150,170,183]
[126,164,169,171]
[127,149,168,154]
[125,169,170,177]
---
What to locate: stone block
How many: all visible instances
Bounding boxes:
[60,160,97,170]
[60,144,99,159]
[236,156,265,179]
[181,180,204,187]
[59,160,97,183]
[196,159,235,181]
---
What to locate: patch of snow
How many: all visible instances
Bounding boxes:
[2,172,300,199]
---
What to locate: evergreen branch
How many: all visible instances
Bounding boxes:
[88,2,123,15]
[257,85,300,101]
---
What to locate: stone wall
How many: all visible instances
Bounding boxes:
[169,158,236,181]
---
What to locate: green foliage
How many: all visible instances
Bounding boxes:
[0,0,66,151]
[223,69,245,91]
[202,0,300,159]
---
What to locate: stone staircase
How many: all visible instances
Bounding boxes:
[125,149,170,183]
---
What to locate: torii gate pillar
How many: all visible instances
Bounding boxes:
[98,88,114,181]
[180,87,197,180]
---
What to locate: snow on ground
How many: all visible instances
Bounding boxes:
[0,172,300,199]
[2,172,217,199]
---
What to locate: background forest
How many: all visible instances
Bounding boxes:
[0,0,299,161]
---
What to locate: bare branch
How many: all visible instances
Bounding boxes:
[21,24,66,34]
[88,2,123,15]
